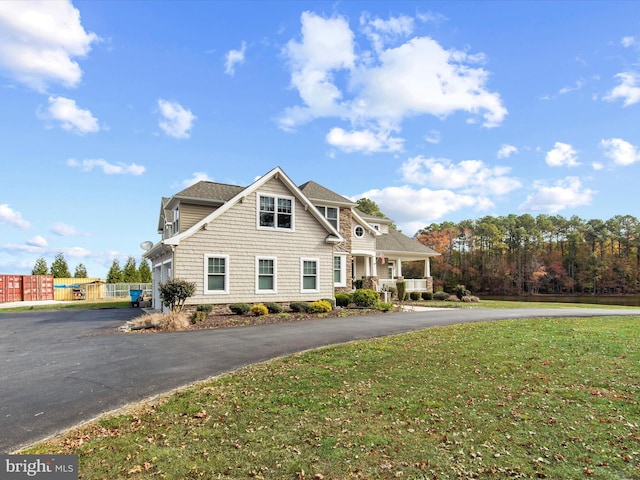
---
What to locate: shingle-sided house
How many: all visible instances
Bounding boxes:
[143,166,439,311]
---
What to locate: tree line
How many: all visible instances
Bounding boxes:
[414,214,640,296]
[32,252,152,283]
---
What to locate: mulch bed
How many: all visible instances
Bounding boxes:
[189,308,380,330]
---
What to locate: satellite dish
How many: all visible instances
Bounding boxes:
[140,241,153,251]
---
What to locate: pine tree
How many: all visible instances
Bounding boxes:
[32,257,48,275]
[74,263,88,278]
[122,256,140,282]
[50,252,71,278]
[138,258,152,283]
[106,259,123,283]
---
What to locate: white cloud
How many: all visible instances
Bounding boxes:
[621,36,636,48]
[545,142,579,167]
[157,99,196,139]
[0,203,30,228]
[604,72,640,106]
[600,138,640,166]
[51,222,88,236]
[398,156,521,195]
[519,177,595,213]
[224,41,246,76]
[326,127,404,153]
[66,158,146,175]
[356,185,494,234]
[40,96,99,134]
[179,172,214,188]
[279,11,507,147]
[360,12,414,53]
[26,235,47,247]
[0,0,99,92]
[558,79,585,95]
[62,246,92,258]
[425,129,440,144]
[497,144,518,159]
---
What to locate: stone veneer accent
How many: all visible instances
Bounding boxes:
[334,207,354,293]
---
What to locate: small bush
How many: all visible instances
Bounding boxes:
[290,302,310,313]
[403,292,410,301]
[453,284,472,299]
[421,292,433,301]
[448,295,460,302]
[320,298,336,309]
[433,291,450,301]
[396,281,406,303]
[158,312,191,331]
[351,288,379,307]
[229,303,251,315]
[307,300,332,313]
[158,278,197,313]
[354,279,364,289]
[250,304,269,316]
[265,302,283,314]
[376,302,394,312]
[409,291,420,301]
[462,295,480,303]
[196,304,213,313]
[335,293,351,307]
[191,311,207,323]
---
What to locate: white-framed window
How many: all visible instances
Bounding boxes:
[258,193,294,230]
[301,258,319,292]
[317,206,339,229]
[256,256,277,293]
[172,208,180,235]
[333,255,347,287]
[204,254,229,294]
[354,225,365,238]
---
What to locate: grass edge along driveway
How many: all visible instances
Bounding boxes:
[25,315,640,480]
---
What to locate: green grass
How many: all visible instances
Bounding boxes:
[25,316,640,479]
[418,299,640,310]
[0,299,130,312]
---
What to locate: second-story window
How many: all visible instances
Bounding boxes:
[258,194,293,230]
[172,208,180,235]
[317,206,338,229]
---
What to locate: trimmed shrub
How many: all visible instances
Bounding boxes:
[354,279,364,289]
[250,304,269,316]
[376,302,394,312]
[462,295,480,303]
[453,284,471,299]
[448,295,460,302]
[320,298,336,309]
[421,292,433,301]
[307,300,332,313]
[433,291,450,301]
[229,303,251,315]
[351,288,379,307]
[396,281,406,303]
[158,278,196,313]
[409,291,420,301]
[265,302,283,314]
[289,302,310,313]
[335,293,351,307]
[191,311,207,323]
[196,304,213,313]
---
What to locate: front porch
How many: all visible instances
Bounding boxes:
[351,252,434,294]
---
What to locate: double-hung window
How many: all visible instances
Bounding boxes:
[256,257,276,293]
[317,206,338,229]
[301,258,319,292]
[205,255,229,294]
[333,255,346,287]
[258,194,293,230]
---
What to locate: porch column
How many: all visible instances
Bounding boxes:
[372,255,378,277]
[424,258,431,277]
[396,259,403,278]
[364,256,371,276]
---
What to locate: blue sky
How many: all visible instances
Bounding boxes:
[1,1,639,279]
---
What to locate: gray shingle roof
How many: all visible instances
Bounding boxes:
[299,181,356,206]
[376,228,439,256]
[174,182,245,203]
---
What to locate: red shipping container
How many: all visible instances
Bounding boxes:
[0,275,23,303]
[22,275,54,301]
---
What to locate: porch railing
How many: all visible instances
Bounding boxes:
[379,278,427,292]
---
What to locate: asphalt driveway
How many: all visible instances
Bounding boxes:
[1,305,638,453]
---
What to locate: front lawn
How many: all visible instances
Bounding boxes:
[26,316,640,479]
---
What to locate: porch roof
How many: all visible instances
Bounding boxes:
[376,228,439,258]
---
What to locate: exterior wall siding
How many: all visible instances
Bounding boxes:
[180,204,217,232]
[174,177,335,305]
